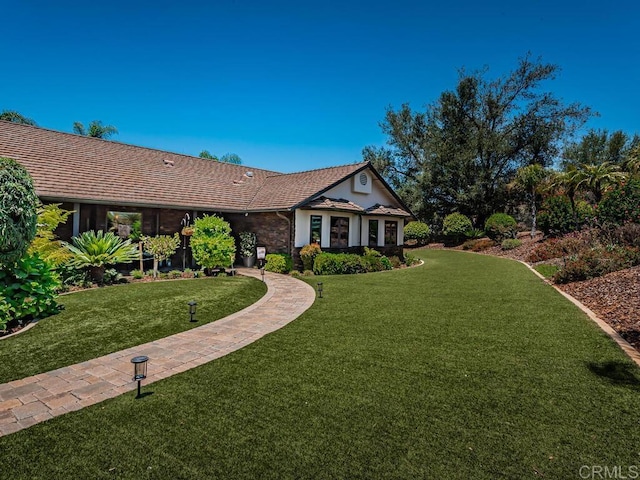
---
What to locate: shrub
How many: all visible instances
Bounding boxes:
[64,230,139,284]
[538,196,593,236]
[484,213,517,241]
[465,228,485,240]
[142,234,180,278]
[103,268,127,285]
[501,238,522,250]
[553,246,640,283]
[362,247,388,272]
[313,253,367,275]
[0,252,61,327]
[0,157,39,267]
[403,221,431,245]
[191,215,236,270]
[130,269,144,279]
[442,213,472,243]
[300,243,322,271]
[289,270,301,277]
[597,179,640,226]
[463,239,495,252]
[302,270,314,276]
[169,270,183,279]
[526,233,590,263]
[388,256,402,269]
[238,232,257,258]
[264,253,294,274]
[403,252,419,266]
[28,203,73,266]
[182,268,195,278]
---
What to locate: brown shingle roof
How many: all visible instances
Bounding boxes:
[300,196,365,213]
[0,121,371,212]
[365,204,412,217]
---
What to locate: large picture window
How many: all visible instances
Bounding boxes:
[368,220,378,247]
[384,220,397,246]
[330,216,349,248]
[310,215,322,244]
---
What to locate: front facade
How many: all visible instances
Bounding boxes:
[0,121,412,268]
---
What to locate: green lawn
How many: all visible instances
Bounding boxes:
[2,250,640,479]
[0,277,266,383]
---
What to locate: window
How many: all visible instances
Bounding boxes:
[384,221,397,246]
[368,220,378,247]
[107,211,142,240]
[330,216,349,248]
[310,215,322,244]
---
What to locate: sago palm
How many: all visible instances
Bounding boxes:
[63,230,138,283]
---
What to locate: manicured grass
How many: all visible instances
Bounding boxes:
[0,277,266,383]
[534,263,561,279]
[2,250,640,479]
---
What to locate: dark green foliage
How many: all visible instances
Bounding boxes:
[367,55,591,224]
[0,157,39,267]
[442,213,472,242]
[238,232,257,257]
[501,238,522,250]
[0,252,61,328]
[72,120,118,139]
[403,221,431,244]
[300,243,322,271]
[313,253,367,275]
[464,228,485,239]
[264,253,293,274]
[538,196,592,236]
[362,247,392,272]
[597,179,640,226]
[0,110,36,125]
[561,129,639,169]
[484,213,517,241]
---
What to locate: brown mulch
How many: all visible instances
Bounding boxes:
[466,233,640,353]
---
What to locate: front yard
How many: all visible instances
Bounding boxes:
[1,250,639,479]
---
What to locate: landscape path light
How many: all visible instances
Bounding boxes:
[317,282,323,298]
[188,300,197,322]
[131,355,149,399]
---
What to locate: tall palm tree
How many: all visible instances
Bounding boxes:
[73,120,118,139]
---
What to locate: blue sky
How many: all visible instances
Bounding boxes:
[3,0,639,172]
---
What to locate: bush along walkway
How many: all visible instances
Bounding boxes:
[0,269,315,437]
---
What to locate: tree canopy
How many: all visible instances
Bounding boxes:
[561,129,640,169]
[366,55,592,225]
[199,150,242,164]
[73,120,118,139]
[0,110,36,126]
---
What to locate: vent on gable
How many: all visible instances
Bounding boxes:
[352,171,372,194]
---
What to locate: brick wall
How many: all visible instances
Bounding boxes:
[223,211,293,256]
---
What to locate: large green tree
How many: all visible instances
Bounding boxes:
[199,150,242,165]
[365,55,591,225]
[561,129,640,169]
[73,120,118,139]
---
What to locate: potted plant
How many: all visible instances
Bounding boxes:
[239,231,257,267]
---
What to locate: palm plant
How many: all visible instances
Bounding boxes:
[72,120,118,139]
[573,162,627,202]
[511,164,548,237]
[63,230,138,283]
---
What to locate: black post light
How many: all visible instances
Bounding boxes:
[188,300,197,322]
[317,282,323,298]
[180,213,190,271]
[131,355,149,399]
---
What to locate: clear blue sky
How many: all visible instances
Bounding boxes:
[3,0,638,173]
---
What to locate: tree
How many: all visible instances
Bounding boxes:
[0,157,39,267]
[0,110,36,126]
[572,162,627,203]
[220,153,242,165]
[199,150,219,161]
[190,215,236,271]
[511,164,548,237]
[561,129,639,169]
[365,55,591,225]
[28,203,73,266]
[142,234,180,278]
[73,120,118,139]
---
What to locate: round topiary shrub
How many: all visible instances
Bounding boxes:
[0,157,39,267]
[191,215,236,270]
[403,221,431,245]
[484,213,517,241]
[442,213,472,244]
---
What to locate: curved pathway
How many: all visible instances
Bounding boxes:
[0,269,316,437]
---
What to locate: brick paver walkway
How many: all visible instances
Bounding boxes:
[0,269,316,437]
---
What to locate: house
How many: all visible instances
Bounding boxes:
[0,121,413,268]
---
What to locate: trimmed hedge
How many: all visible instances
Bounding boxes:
[264,253,293,274]
[484,213,517,241]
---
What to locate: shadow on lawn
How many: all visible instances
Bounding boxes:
[587,361,640,389]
